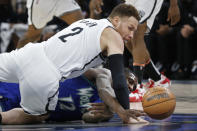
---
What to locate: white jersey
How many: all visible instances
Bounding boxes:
[0,18,113,115]
[125,0,163,29]
[27,0,81,29]
[43,18,113,80]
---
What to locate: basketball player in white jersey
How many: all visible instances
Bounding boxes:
[0,4,145,124]
[124,0,180,102]
[16,0,83,48]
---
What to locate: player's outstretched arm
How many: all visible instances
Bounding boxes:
[0,108,48,124]
[83,68,147,123]
[100,27,130,110]
[95,71,147,124]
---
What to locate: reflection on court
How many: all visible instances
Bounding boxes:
[0,80,196,131]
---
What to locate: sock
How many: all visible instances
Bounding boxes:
[144,60,161,81]
[133,66,144,85]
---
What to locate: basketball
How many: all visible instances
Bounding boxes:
[142,86,176,120]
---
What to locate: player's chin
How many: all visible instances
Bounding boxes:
[128,85,134,92]
[124,40,129,43]
[123,37,131,43]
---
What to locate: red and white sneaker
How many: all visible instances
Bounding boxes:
[129,84,146,102]
[144,74,171,89]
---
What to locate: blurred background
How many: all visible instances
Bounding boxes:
[0,0,197,80]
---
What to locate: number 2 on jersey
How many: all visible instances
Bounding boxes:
[58,27,83,42]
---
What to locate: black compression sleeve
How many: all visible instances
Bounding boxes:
[108,54,130,109]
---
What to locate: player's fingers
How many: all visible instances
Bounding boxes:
[92,106,105,110]
[170,15,176,25]
[171,14,180,25]
[174,16,180,25]
[127,118,140,124]
[99,0,104,5]
[135,112,146,116]
[136,110,146,116]
[171,18,177,26]
[89,105,106,110]
[91,103,107,107]
[129,111,140,117]
[129,114,139,121]
[129,110,146,116]
[96,5,102,13]
[132,109,145,114]
[90,103,106,108]
[90,103,104,106]
[88,107,103,111]
[90,110,104,115]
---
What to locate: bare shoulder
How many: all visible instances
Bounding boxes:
[101,27,123,43]
[100,27,124,56]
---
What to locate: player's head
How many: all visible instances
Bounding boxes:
[124,68,138,92]
[108,4,140,41]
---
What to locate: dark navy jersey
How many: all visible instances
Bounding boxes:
[0,76,101,121]
[0,82,20,111]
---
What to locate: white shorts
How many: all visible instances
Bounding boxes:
[27,0,81,29]
[125,0,163,29]
[0,43,61,115]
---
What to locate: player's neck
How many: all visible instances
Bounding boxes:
[107,18,114,26]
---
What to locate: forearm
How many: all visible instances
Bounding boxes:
[17,25,42,49]
[96,73,125,117]
[170,0,178,7]
[0,108,48,124]
[89,11,101,19]
[108,54,130,109]
[17,34,41,48]
[95,70,146,123]
[97,88,125,117]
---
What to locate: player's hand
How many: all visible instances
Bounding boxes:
[167,4,180,26]
[156,24,171,35]
[82,103,113,123]
[118,109,147,124]
[128,117,149,124]
[89,0,103,14]
[181,24,194,38]
[88,103,113,118]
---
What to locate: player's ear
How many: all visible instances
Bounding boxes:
[112,16,121,28]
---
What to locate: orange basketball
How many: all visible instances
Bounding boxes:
[142,86,176,120]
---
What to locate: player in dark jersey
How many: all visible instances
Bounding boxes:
[0,68,146,124]
[0,75,101,122]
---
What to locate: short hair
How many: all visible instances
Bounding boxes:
[109,3,140,21]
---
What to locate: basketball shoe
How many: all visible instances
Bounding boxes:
[144,74,171,89]
[129,84,146,102]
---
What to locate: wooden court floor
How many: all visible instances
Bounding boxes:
[0,80,197,131]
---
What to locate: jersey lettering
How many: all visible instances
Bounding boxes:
[57,87,94,112]
[79,20,97,27]
[58,95,76,111]
[77,87,93,113]
[58,27,83,42]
